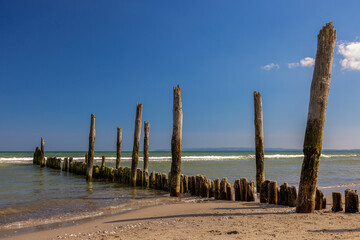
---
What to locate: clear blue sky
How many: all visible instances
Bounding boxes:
[2,1,360,151]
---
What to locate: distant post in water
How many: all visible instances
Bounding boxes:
[253,91,264,192]
[116,127,122,169]
[86,114,96,182]
[296,22,336,213]
[131,103,143,186]
[40,137,45,168]
[143,121,150,172]
[170,85,183,197]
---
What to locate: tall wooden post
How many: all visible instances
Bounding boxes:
[254,91,264,192]
[143,121,150,172]
[86,114,96,182]
[116,127,122,169]
[296,22,336,213]
[131,103,143,186]
[40,137,45,168]
[170,85,183,197]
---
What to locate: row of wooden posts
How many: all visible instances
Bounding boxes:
[32,22,359,214]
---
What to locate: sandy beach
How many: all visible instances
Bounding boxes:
[3,197,360,240]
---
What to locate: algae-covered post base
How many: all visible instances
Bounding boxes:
[131,103,143,187]
[170,86,183,197]
[253,91,264,192]
[86,114,96,182]
[296,22,336,213]
[116,127,122,169]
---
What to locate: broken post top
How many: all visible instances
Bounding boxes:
[253,91,261,97]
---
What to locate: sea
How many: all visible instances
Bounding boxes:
[1,150,360,236]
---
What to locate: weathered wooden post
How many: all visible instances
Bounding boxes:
[116,127,122,169]
[240,178,248,201]
[86,114,96,182]
[315,187,324,210]
[183,175,189,193]
[220,178,228,200]
[288,186,297,207]
[101,156,105,168]
[214,178,220,200]
[279,183,289,206]
[234,180,241,201]
[268,181,277,204]
[143,121,150,172]
[345,189,359,213]
[260,180,270,203]
[254,91,264,192]
[296,22,336,213]
[332,192,343,212]
[247,181,255,202]
[131,103,143,187]
[40,137,45,167]
[170,86,183,197]
[226,183,233,201]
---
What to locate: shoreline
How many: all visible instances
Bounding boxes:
[3,197,360,240]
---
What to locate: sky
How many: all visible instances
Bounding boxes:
[2,1,360,151]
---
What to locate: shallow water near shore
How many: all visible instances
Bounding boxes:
[1,150,360,236]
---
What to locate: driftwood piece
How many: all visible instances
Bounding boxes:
[170,86,183,197]
[297,22,336,213]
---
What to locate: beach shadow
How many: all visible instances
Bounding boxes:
[104,211,293,224]
[308,228,360,233]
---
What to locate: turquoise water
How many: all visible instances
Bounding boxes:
[1,150,360,234]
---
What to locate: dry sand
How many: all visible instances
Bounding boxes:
[3,199,360,240]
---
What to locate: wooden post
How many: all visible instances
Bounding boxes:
[180,174,184,193]
[345,189,359,213]
[162,173,169,191]
[247,181,255,202]
[86,114,96,182]
[322,198,327,209]
[240,178,248,201]
[226,183,233,201]
[254,91,264,192]
[191,176,196,196]
[170,86,183,197]
[131,103,143,187]
[214,178,220,200]
[234,180,241,201]
[220,178,228,200]
[201,181,210,198]
[183,175,188,193]
[260,180,270,203]
[315,187,324,210]
[332,192,343,212]
[40,137,45,167]
[209,181,214,198]
[143,121,150,172]
[288,186,297,207]
[85,153,88,164]
[268,181,277,204]
[149,171,156,188]
[279,183,289,206]
[116,127,122,169]
[101,156,105,168]
[296,22,336,213]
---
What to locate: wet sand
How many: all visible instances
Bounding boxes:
[3,198,360,240]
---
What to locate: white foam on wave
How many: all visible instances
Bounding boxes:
[1,153,359,163]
